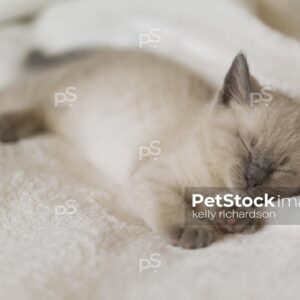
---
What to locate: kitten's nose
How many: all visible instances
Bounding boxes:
[245,163,267,189]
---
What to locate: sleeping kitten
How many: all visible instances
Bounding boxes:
[0,49,300,249]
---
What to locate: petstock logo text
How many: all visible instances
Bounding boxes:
[184,187,300,225]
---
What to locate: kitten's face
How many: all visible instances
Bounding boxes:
[207,54,300,197]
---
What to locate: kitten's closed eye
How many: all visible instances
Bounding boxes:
[279,156,289,166]
[271,156,293,174]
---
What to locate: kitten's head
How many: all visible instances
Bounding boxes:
[207,53,300,197]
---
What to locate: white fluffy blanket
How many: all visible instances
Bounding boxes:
[0,1,300,299]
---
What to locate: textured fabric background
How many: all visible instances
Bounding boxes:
[0,1,299,299]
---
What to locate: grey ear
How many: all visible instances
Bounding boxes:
[219,53,251,105]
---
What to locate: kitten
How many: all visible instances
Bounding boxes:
[1,49,300,249]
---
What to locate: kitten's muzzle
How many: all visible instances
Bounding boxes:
[245,162,267,189]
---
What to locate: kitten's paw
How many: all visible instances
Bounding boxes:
[0,110,43,143]
[0,113,21,142]
[215,207,261,234]
[170,225,216,249]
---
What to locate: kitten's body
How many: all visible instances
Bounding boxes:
[4,50,215,182]
[45,50,216,186]
[1,49,300,248]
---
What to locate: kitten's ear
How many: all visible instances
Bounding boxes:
[218,53,251,105]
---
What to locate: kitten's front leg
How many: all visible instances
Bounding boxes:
[128,164,217,249]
